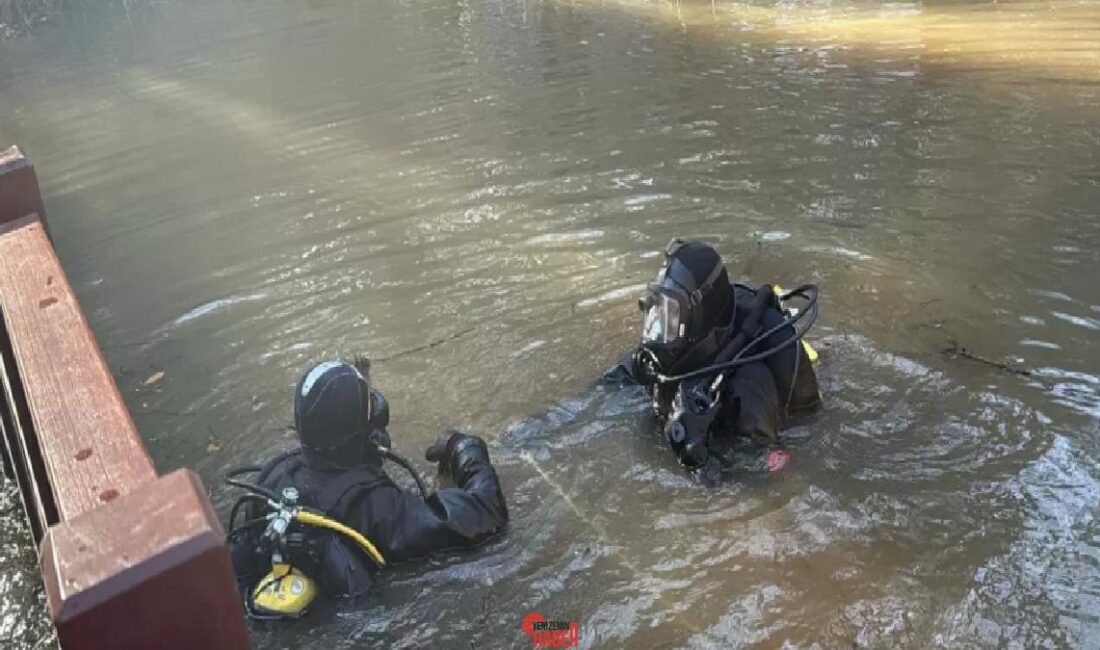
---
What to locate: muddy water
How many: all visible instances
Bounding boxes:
[2,0,1100,646]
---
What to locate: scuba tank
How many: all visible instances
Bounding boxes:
[225,477,386,619]
[224,444,430,620]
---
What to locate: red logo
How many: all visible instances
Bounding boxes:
[522,612,579,647]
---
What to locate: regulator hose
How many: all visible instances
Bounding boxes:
[294,510,386,566]
[380,448,430,500]
[228,515,270,540]
[224,477,281,502]
[226,464,263,477]
[228,493,270,533]
[223,465,387,566]
[657,284,819,384]
[227,444,431,502]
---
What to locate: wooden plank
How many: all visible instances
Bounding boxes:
[0,146,48,231]
[0,292,58,542]
[40,469,251,650]
[0,214,156,522]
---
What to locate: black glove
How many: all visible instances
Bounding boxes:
[681,438,710,468]
[425,430,460,466]
[632,347,661,386]
[425,431,491,480]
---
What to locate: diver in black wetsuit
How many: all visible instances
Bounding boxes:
[228,359,508,603]
[604,239,821,473]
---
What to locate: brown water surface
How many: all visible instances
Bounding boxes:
[2,0,1099,647]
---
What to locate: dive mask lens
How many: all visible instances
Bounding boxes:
[642,290,684,344]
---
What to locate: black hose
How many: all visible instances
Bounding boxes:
[733,286,819,361]
[228,494,271,533]
[657,284,819,383]
[226,464,263,477]
[225,477,280,502]
[381,449,430,500]
[228,515,270,540]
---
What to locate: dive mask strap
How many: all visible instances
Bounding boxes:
[664,237,688,258]
[660,245,723,307]
[691,258,725,305]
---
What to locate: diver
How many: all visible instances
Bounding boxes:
[604,239,821,474]
[227,358,508,616]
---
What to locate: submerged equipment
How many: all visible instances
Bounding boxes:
[251,563,317,618]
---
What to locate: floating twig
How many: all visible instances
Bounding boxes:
[941,339,1032,377]
[372,326,478,363]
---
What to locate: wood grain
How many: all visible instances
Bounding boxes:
[40,469,250,650]
[0,214,155,522]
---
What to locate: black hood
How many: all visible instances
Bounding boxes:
[662,241,733,338]
[294,361,390,469]
[641,240,735,373]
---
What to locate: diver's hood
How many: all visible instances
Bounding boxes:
[295,360,391,469]
[638,239,734,374]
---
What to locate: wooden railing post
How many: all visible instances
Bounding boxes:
[0,147,249,649]
[0,146,47,232]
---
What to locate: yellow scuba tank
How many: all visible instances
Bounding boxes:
[251,562,319,618]
[231,484,387,620]
[774,284,819,363]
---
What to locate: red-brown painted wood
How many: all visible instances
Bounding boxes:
[0,146,47,232]
[40,469,250,650]
[0,214,157,520]
[0,148,249,649]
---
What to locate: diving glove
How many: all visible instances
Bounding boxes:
[425,431,492,481]
[631,347,662,386]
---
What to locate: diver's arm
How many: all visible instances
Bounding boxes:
[351,434,508,562]
[602,348,665,386]
[721,361,781,444]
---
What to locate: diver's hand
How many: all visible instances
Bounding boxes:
[425,430,461,467]
[425,431,491,480]
[680,439,710,469]
[632,347,661,385]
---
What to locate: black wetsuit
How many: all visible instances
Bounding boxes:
[229,436,508,599]
[605,283,820,463]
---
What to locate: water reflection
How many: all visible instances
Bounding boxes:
[573,0,1100,82]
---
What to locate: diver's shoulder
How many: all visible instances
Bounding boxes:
[732,280,759,294]
[731,281,760,307]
